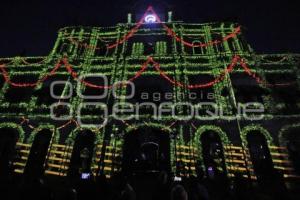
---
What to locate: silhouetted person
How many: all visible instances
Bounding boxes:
[80,147,90,173]
[232,172,251,200]
[120,183,136,200]
[64,188,78,200]
[153,171,170,200]
[187,176,209,200]
[264,169,290,200]
[170,185,188,200]
[96,174,110,199]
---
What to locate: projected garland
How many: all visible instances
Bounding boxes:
[0,55,294,89]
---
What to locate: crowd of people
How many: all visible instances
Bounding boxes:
[0,168,295,200]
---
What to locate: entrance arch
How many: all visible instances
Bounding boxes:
[122,127,171,174]
[67,129,96,178]
[192,126,229,177]
[200,130,227,177]
[24,129,53,178]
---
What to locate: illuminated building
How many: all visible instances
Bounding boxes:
[0,6,300,186]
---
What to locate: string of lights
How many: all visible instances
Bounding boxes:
[0,55,295,90]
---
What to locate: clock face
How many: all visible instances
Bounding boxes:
[145,14,157,23]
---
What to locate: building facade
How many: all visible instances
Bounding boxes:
[0,7,300,183]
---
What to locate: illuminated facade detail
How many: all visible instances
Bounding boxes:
[0,6,300,183]
[145,14,157,23]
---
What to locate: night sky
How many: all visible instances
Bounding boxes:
[0,0,299,57]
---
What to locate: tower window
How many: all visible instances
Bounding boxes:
[192,41,206,55]
[155,41,167,55]
[131,42,144,56]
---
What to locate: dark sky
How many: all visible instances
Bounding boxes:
[0,0,299,57]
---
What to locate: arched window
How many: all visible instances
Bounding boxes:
[77,45,85,57]
[200,131,227,178]
[122,127,170,174]
[144,42,155,55]
[24,129,53,178]
[0,127,19,177]
[211,33,225,53]
[59,43,69,54]
[94,41,108,57]
[68,130,95,178]
[227,38,236,52]
[192,41,204,55]
[246,131,274,179]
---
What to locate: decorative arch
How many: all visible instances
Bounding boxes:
[191,125,230,148]
[65,128,103,146]
[241,125,275,178]
[122,123,173,174]
[192,40,202,44]
[110,123,176,174]
[192,40,203,55]
[240,125,273,147]
[27,125,59,144]
[190,125,230,174]
[0,122,25,143]
[278,123,300,147]
[66,128,100,177]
